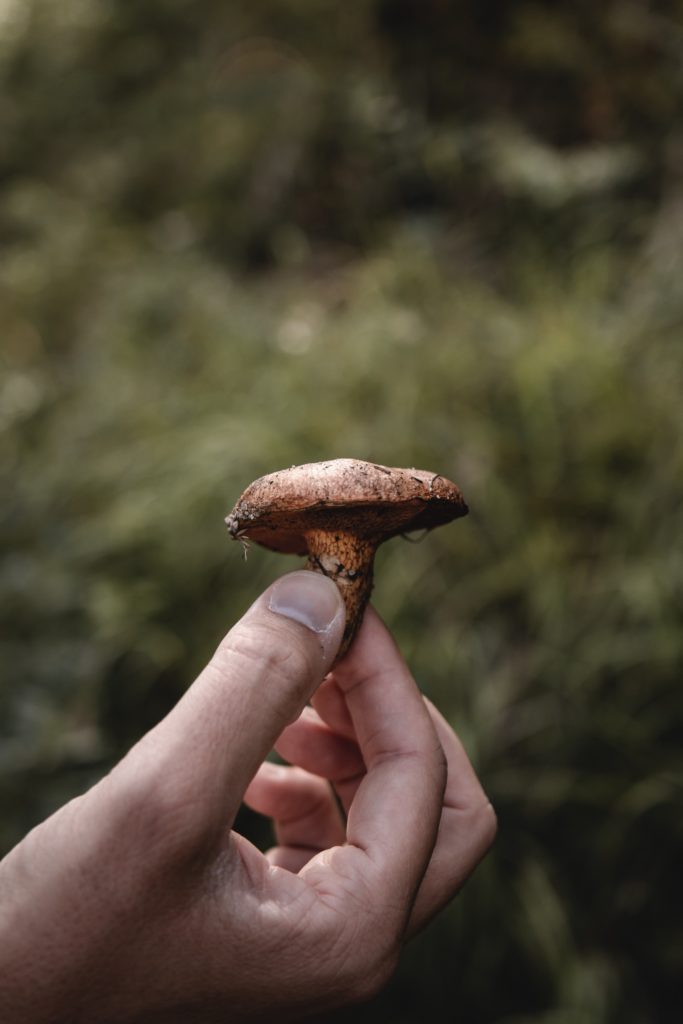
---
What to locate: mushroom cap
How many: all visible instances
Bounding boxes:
[225,459,468,555]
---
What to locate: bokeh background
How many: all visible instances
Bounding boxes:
[1,1,682,1021]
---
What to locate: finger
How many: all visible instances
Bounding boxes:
[311,676,355,740]
[274,706,365,794]
[407,700,497,936]
[301,608,446,937]
[304,665,497,918]
[109,572,345,847]
[244,761,345,853]
[307,683,497,930]
[310,680,368,811]
[264,846,319,873]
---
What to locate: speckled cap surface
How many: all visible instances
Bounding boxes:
[225,458,468,555]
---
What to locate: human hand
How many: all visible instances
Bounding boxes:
[0,571,496,1023]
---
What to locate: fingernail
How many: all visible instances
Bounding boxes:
[268,570,345,637]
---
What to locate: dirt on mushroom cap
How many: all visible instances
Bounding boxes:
[225,459,468,555]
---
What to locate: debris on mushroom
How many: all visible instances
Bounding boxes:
[225,459,468,657]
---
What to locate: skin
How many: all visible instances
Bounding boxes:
[0,571,496,1023]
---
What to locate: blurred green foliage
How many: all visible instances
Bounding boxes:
[1,1,682,1021]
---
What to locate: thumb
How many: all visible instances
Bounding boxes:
[123,571,346,840]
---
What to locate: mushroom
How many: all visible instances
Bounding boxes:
[225,459,468,657]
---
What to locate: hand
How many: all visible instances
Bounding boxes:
[0,571,496,1023]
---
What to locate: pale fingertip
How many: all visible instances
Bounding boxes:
[263,571,346,668]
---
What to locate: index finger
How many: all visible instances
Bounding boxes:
[303,608,446,930]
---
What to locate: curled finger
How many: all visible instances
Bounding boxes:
[406,699,497,936]
[244,761,346,864]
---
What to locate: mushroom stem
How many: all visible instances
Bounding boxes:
[303,529,377,656]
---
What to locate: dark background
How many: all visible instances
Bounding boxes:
[1,2,682,1021]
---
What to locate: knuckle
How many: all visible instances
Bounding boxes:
[275,870,404,1009]
[433,738,449,791]
[269,908,398,1010]
[313,905,402,1005]
[347,949,399,1004]
[473,797,498,852]
[332,937,399,1005]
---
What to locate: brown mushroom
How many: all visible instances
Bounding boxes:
[225,459,468,656]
